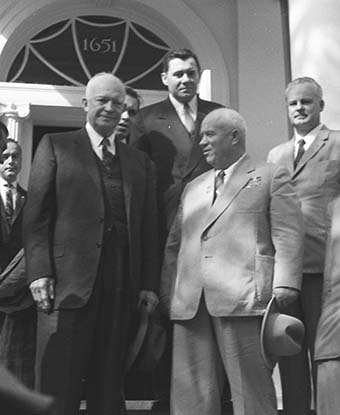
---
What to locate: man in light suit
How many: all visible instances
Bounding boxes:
[267,77,340,415]
[23,73,159,415]
[161,108,304,415]
[0,139,36,388]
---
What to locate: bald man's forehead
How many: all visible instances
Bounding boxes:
[86,75,125,97]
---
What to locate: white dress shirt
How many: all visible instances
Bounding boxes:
[85,122,116,159]
[0,176,17,211]
[169,94,198,124]
[294,123,323,157]
[214,153,247,196]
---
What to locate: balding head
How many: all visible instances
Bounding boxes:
[82,73,126,136]
[200,108,247,169]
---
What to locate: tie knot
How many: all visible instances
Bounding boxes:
[217,170,225,179]
[298,138,305,147]
[101,137,110,148]
[4,183,13,190]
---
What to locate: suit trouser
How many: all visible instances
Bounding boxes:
[279,273,323,415]
[34,227,131,415]
[171,296,277,415]
[279,274,323,415]
[316,359,340,415]
[0,306,36,388]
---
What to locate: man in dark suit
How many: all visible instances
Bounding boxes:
[0,139,36,388]
[132,48,223,235]
[267,77,340,415]
[23,73,159,415]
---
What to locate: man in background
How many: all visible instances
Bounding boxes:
[115,86,142,144]
[0,137,36,389]
[24,73,159,415]
[267,77,340,415]
[132,48,223,235]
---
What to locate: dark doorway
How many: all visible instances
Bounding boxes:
[32,125,79,158]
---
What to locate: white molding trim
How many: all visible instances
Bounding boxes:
[0,0,229,105]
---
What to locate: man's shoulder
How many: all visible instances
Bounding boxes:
[198,98,224,112]
[139,98,170,116]
[42,128,85,145]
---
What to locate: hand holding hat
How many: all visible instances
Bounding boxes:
[261,296,305,369]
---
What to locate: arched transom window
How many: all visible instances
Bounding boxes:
[7,15,170,90]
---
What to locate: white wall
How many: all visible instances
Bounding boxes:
[289,0,340,130]
[237,0,289,161]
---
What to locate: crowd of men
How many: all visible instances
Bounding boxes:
[0,48,339,415]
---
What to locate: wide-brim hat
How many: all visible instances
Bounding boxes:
[260,297,305,369]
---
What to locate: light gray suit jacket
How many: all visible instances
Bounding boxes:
[161,155,304,319]
[267,125,340,274]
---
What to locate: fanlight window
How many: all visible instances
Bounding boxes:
[7,16,170,89]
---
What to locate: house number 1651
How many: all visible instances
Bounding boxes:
[83,38,117,54]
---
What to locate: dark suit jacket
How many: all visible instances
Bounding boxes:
[131,96,223,230]
[0,186,33,313]
[267,125,340,274]
[23,128,159,309]
[0,185,25,272]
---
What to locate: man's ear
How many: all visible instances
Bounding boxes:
[231,129,240,145]
[320,99,325,112]
[161,72,168,87]
[82,97,88,112]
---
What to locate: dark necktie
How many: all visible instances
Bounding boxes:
[183,103,195,136]
[4,183,14,225]
[101,137,116,175]
[294,138,306,169]
[213,170,225,202]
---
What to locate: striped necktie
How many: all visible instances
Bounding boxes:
[4,183,14,225]
[183,103,195,135]
[213,170,225,202]
[294,138,305,169]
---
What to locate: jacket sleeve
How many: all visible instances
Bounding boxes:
[269,164,304,291]
[23,134,57,284]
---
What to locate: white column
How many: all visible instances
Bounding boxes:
[0,102,33,189]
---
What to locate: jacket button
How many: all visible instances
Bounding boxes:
[96,242,102,248]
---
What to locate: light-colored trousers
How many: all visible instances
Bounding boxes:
[171,296,278,415]
[317,359,340,415]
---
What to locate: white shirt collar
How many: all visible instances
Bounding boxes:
[215,153,247,182]
[169,94,198,120]
[0,176,17,210]
[0,176,17,189]
[294,123,323,152]
[85,122,116,159]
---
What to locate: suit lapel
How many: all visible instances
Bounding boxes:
[293,127,330,177]
[0,197,10,239]
[11,187,25,225]
[185,99,213,177]
[116,142,132,228]
[204,156,255,230]
[74,128,102,192]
